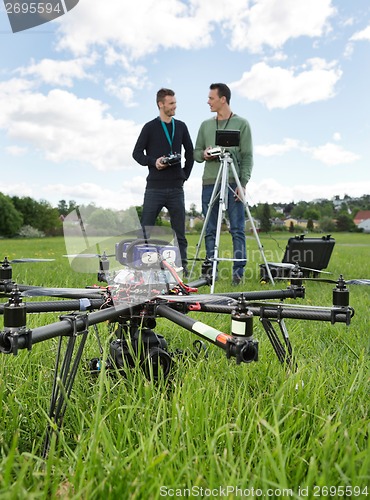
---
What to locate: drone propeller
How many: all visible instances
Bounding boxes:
[63,252,115,259]
[280,274,369,286]
[156,293,238,306]
[1,256,55,283]
[21,286,107,299]
[266,262,331,274]
[1,257,55,264]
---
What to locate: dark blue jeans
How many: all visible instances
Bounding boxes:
[202,183,246,278]
[141,187,188,266]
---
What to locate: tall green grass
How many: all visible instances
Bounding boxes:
[0,233,369,499]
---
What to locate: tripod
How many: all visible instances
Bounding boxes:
[190,150,275,292]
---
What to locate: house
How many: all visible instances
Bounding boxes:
[353,210,370,226]
[358,220,370,233]
[283,217,319,229]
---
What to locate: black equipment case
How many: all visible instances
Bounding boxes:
[260,234,335,281]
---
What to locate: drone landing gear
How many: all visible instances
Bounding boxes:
[43,314,89,458]
[259,317,296,371]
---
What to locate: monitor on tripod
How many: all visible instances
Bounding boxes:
[215,130,240,147]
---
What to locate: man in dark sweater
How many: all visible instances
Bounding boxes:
[132,89,194,275]
[132,88,194,274]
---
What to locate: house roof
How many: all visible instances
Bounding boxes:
[354,210,370,223]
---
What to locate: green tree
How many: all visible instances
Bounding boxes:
[87,208,120,234]
[291,201,308,219]
[319,216,336,233]
[304,208,320,221]
[135,205,162,226]
[336,213,357,232]
[11,196,39,226]
[58,199,77,217]
[188,203,201,218]
[0,193,23,237]
[316,200,334,218]
[11,196,62,236]
[260,203,272,232]
[35,200,62,236]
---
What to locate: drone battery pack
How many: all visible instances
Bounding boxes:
[115,241,131,265]
[132,244,181,268]
[115,240,181,268]
[132,244,160,268]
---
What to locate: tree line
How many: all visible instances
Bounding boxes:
[0,195,77,238]
[251,195,370,233]
[187,195,370,233]
[0,192,369,238]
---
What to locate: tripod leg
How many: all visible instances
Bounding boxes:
[228,161,275,285]
[210,157,230,293]
[190,165,223,280]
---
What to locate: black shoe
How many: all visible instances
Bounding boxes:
[183,266,189,278]
[201,259,213,277]
[232,275,243,286]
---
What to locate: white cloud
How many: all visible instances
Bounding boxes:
[255,137,360,165]
[0,82,142,170]
[5,145,28,156]
[55,0,212,58]
[309,142,361,165]
[54,0,335,60]
[332,132,341,142]
[263,52,288,63]
[0,182,34,198]
[229,59,342,109]
[350,24,370,41]
[247,179,370,205]
[104,80,137,108]
[18,55,97,87]
[43,176,204,212]
[105,67,150,107]
[224,0,336,53]
[343,42,354,59]
[255,138,302,156]
[45,177,147,210]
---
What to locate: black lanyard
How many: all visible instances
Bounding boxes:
[216,112,233,130]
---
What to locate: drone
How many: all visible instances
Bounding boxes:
[0,207,356,455]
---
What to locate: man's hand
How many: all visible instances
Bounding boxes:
[156,157,168,170]
[234,186,246,202]
[203,146,213,161]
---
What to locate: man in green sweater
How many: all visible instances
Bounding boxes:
[194,83,253,285]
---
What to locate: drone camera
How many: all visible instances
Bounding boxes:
[109,328,172,380]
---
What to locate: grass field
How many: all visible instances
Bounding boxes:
[0,232,369,499]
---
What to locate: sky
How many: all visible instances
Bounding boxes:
[1,0,370,212]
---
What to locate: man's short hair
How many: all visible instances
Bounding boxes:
[210,83,231,104]
[156,88,175,106]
